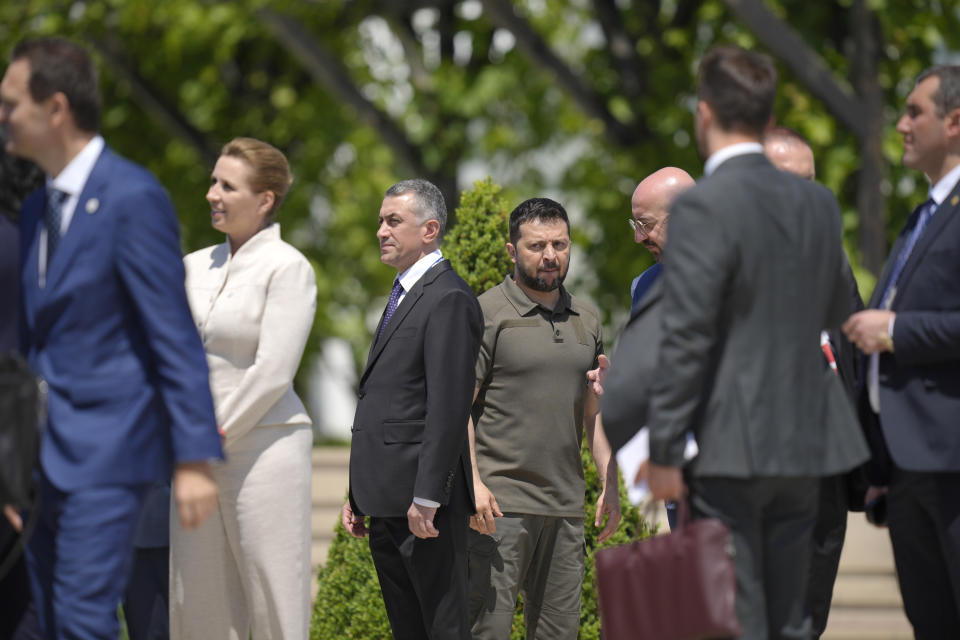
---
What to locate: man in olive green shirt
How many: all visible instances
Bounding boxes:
[467,197,621,640]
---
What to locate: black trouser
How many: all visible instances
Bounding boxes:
[123,547,169,640]
[807,474,848,638]
[689,475,819,640]
[887,466,960,640]
[368,509,471,640]
[0,521,41,640]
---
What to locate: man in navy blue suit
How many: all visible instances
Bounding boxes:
[844,65,960,638]
[0,38,222,639]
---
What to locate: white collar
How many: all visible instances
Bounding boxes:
[704,142,765,176]
[929,162,960,206]
[47,135,105,196]
[397,249,444,292]
[227,223,282,256]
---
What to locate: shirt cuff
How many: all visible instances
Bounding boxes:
[413,497,441,508]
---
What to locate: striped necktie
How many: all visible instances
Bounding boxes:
[45,188,69,268]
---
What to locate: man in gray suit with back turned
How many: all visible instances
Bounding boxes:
[644,46,869,639]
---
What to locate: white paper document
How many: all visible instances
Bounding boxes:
[616,428,699,505]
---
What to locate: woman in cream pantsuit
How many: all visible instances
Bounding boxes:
[171,138,316,640]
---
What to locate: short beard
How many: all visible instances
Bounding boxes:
[516,261,565,292]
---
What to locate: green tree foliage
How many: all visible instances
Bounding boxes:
[311,525,393,639]
[2,0,958,391]
[445,177,514,295]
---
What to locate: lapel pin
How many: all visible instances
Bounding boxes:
[85,198,99,214]
[951,195,959,207]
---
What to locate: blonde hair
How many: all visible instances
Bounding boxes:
[220,137,293,218]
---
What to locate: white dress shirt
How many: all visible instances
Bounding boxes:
[396,249,444,306]
[704,141,765,177]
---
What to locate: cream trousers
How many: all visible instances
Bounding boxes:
[170,423,313,640]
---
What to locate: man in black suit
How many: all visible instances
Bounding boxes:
[844,65,960,638]
[764,126,867,638]
[0,146,43,640]
[643,46,869,639]
[342,179,483,639]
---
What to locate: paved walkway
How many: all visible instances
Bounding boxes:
[309,447,912,638]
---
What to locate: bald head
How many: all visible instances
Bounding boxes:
[631,167,695,261]
[764,127,815,180]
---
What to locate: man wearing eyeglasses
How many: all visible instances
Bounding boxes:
[628,168,695,312]
[607,168,695,530]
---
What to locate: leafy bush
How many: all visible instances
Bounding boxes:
[311,178,655,639]
[311,524,393,639]
[445,177,514,295]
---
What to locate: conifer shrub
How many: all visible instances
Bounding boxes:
[444,177,514,295]
[311,178,655,639]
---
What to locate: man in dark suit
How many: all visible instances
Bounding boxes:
[621,168,694,529]
[641,46,869,639]
[341,179,483,639]
[604,168,693,439]
[764,126,867,638]
[0,38,222,639]
[0,147,43,640]
[843,65,960,638]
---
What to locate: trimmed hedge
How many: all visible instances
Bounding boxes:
[311,178,655,639]
[444,176,514,295]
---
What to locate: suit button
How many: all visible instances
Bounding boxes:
[357,390,365,399]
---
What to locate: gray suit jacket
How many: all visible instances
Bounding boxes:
[603,276,663,452]
[644,153,868,478]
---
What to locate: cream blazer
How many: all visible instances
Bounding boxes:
[184,224,316,447]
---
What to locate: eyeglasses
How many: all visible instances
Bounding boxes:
[628,217,656,237]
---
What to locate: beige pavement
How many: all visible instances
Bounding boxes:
[309,447,913,637]
[310,446,350,600]
[823,515,911,639]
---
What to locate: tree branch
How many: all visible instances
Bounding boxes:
[481,0,647,146]
[850,0,887,275]
[722,0,867,141]
[91,35,219,166]
[259,9,458,208]
[593,0,646,101]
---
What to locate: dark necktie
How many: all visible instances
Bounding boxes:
[44,188,69,268]
[376,280,404,343]
[877,197,937,308]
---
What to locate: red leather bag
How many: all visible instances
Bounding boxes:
[595,501,741,639]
